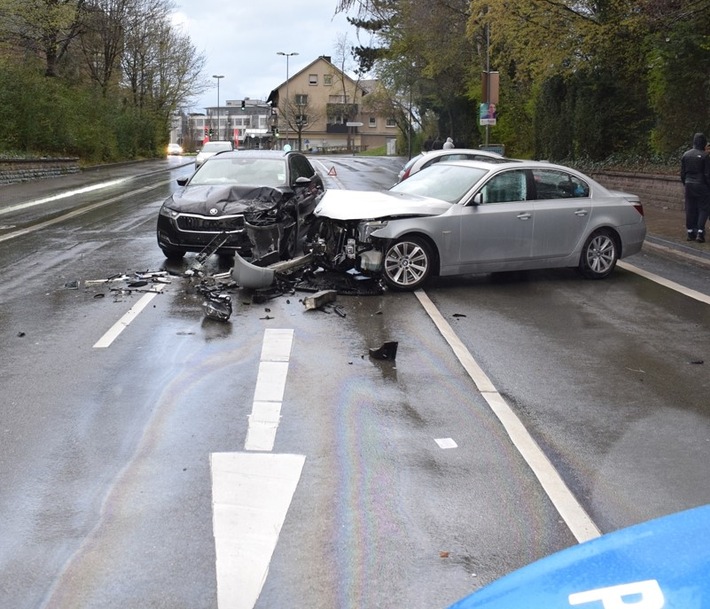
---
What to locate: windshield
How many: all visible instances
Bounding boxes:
[390,163,489,203]
[201,142,232,152]
[190,157,287,187]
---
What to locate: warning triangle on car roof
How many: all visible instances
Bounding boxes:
[328,166,337,176]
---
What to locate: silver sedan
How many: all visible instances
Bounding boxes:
[311,160,647,291]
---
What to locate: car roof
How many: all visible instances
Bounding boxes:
[434,158,601,181]
[418,147,504,159]
[210,149,303,160]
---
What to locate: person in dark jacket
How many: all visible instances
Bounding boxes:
[680,132,710,242]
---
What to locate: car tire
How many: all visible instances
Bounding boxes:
[161,246,185,260]
[383,236,433,291]
[578,229,618,279]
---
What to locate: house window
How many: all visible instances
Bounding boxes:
[309,74,318,85]
[386,118,397,127]
[324,74,333,86]
[369,117,376,128]
[295,94,308,105]
[329,94,349,104]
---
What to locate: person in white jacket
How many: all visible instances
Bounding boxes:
[443,137,455,149]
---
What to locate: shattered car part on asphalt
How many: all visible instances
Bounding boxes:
[369,341,398,361]
[202,293,233,322]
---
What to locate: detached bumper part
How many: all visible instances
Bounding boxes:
[231,253,276,289]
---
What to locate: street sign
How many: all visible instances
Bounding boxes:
[346,121,363,127]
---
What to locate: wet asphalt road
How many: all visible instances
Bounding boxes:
[0,155,709,609]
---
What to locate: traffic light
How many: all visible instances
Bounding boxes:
[209,128,214,137]
[241,100,246,110]
[204,128,208,136]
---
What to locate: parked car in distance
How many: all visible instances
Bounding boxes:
[311,159,646,291]
[157,149,324,263]
[167,143,183,155]
[194,140,234,168]
[397,148,509,182]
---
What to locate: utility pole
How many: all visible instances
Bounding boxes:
[277,52,299,150]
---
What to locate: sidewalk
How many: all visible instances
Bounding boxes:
[642,205,710,267]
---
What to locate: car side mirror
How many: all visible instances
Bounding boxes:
[177,177,188,186]
[294,176,312,187]
[471,192,483,205]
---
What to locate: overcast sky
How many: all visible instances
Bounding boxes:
[170,1,362,112]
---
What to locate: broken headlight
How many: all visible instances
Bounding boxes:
[357,220,388,242]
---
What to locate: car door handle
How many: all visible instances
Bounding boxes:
[517,213,532,220]
[574,209,589,216]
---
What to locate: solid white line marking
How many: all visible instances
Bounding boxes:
[0,179,172,243]
[211,452,305,609]
[618,260,710,305]
[93,285,165,348]
[415,289,601,543]
[0,179,128,215]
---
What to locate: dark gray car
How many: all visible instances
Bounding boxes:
[157,149,324,263]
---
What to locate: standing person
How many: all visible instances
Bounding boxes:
[443,137,455,149]
[680,132,710,242]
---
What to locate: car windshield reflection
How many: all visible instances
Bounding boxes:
[390,163,489,203]
[190,158,287,187]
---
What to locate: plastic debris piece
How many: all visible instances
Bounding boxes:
[303,289,337,311]
[202,294,232,322]
[369,341,398,361]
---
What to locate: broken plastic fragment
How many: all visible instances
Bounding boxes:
[303,290,337,311]
[369,341,398,360]
[231,252,275,289]
[202,294,232,322]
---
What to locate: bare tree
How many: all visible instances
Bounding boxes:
[3,0,88,76]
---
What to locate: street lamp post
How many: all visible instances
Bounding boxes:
[276,52,298,150]
[212,74,224,140]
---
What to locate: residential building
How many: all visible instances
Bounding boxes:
[267,55,398,153]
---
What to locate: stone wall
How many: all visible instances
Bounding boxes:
[0,157,80,185]
[591,170,684,211]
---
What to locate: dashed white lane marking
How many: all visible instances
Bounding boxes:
[92,285,165,348]
[211,452,305,609]
[245,328,294,452]
[415,289,601,543]
[212,329,303,609]
[618,260,710,305]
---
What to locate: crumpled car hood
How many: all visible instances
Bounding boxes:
[166,185,291,215]
[314,189,451,221]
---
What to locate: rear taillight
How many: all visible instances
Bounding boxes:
[633,203,644,216]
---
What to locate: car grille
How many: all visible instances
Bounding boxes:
[176,214,245,232]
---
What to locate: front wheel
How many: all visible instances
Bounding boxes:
[383,236,433,291]
[160,246,185,261]
[578,229,618,279]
